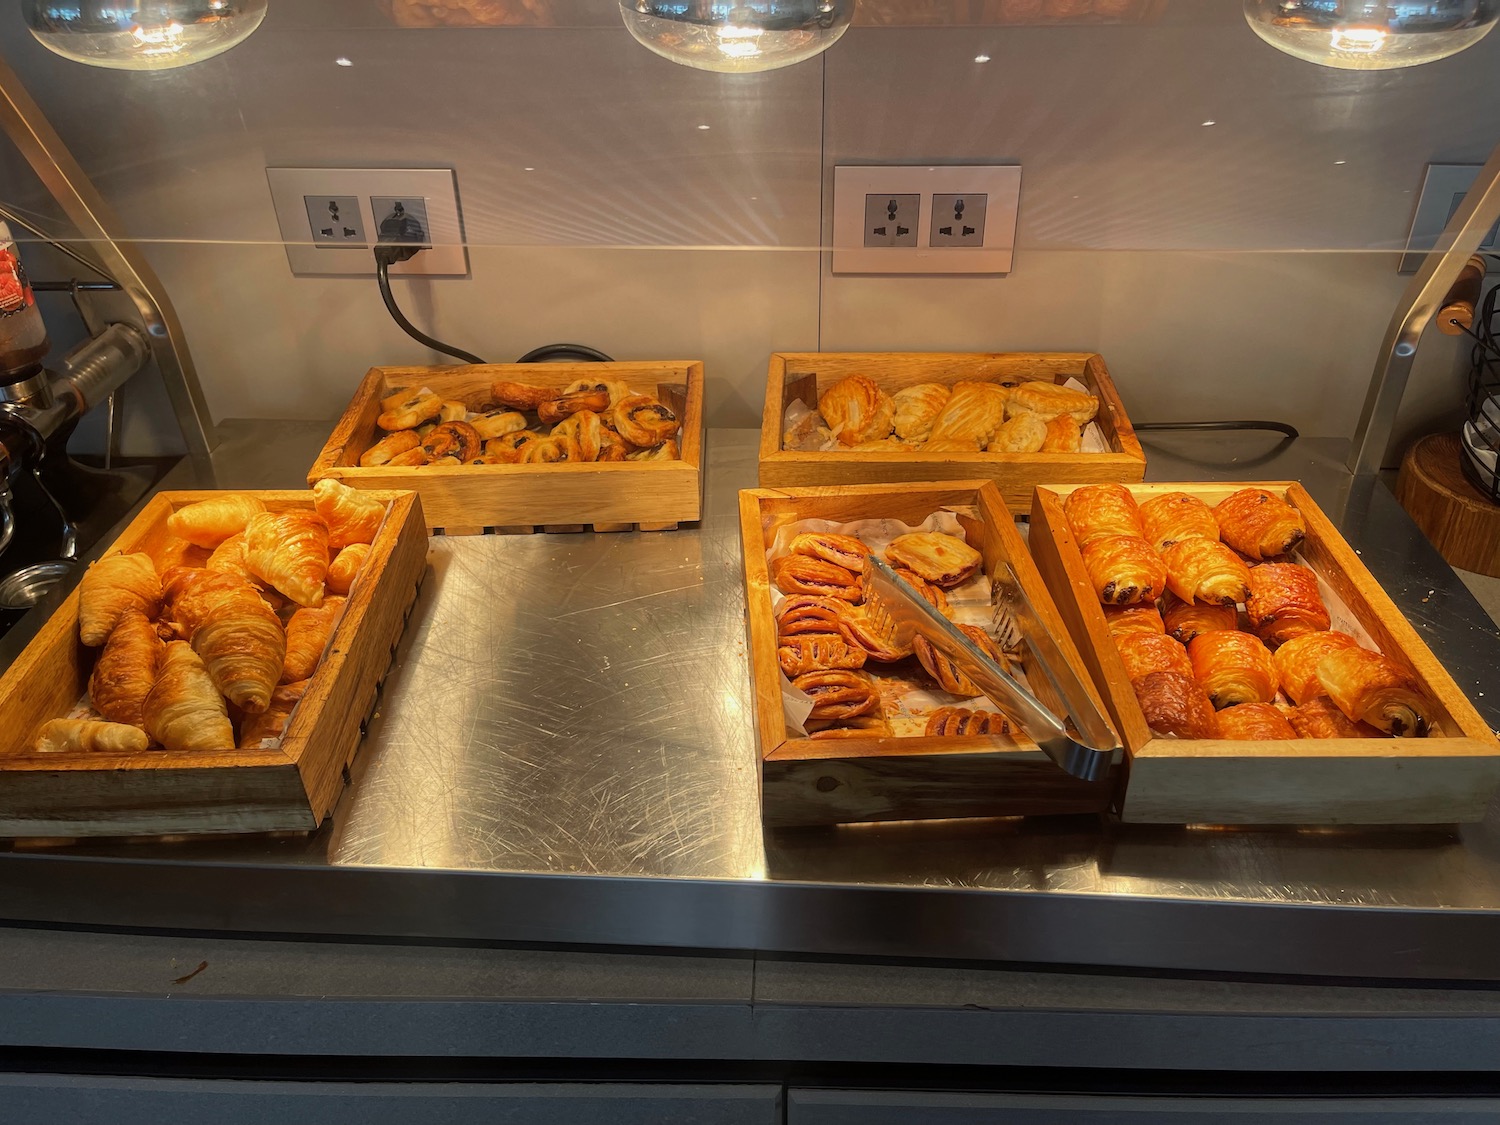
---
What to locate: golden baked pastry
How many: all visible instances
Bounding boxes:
[988,413,1048,453]
[34,718,150,754]
[772,555,861,601]
[438,400,467,423]
[166,495,268,549]
[88,608,164,728]
[205,532,254,584]
[913,624,1006,696]
[792,668,878,722]
[777,635,868,678]
[925,707,1009,737]
[1114,632,1193,684]
[377,389,442,431]
[807,715,892,739]
[489,380,556,411]
[1214,702,1298,741]
[1005,380,1098,425]
[1245,562,1330,649]
[891,383,951,442]
[551,410,606,462]
[244,510,330,608]
[1214,488,1306,560]
[538,389,610,424]
[143,641,234,751]
[1080,535,1167,605]
[282,597,345,684]
[1102,603,1165,638]
[422,420,483,463]
[1187,629,1279,709]
[625,439,679,462]
[1130,670,1217,739]
[312,479,385,549]
[385,446,430,467]
[361,431,421,466]
[1040,416,1082,453]
[596,428,633,462]
[775,594,851,640]
[326,543,369,596]
[1315,646,1432,737]
[787,532,871,571]
[1064,483,1144,546]
[563,377,632,406]
[471,410,528,440]
[894,567,950,617]
[78,553,161,647]
[922,437,984,452]
[1160,592,1237,644]
[612,395,680,447]
[521,434,585,463]
[1273,630,1361,705]
[238,680,308,749]
[1139,492,1219,553]
[818,375,895,446]
[1160,539,1253,606]
[849,438,918,452]
[1288,695,1380,739]
[485,430,543,463]
[837,604,913,662]
[884,532,982,588]
[928,381,1008,447]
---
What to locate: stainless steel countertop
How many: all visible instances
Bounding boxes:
[5,422,1500,980]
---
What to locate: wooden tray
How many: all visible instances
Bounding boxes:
[740,480,1120,828]
[0,489,427,838]
[1029,481,1500,825]
[757,352,1146,513]
[309,361,704,534]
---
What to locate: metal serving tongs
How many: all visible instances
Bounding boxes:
[863,555,1121,782]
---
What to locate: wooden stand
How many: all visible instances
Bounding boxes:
[1396,432,1500,578]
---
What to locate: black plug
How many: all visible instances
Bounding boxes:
[374,243,419,267]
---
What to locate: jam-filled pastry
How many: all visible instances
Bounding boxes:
[551,410,606,462]
[819,374,896,446]
[89,607,164,728]
[885,532,982,588]
[470,410,528,441]
[778,635,868,678]
[489,380,556,411]
[1188,629,1279,709]
[1131,670,1217,739]
[245,510,330,608]
[891,382,951,442]
[1064,484,1144,547]
[521,434,585,464]
[1288,695,1381,739]
[923,437,984,452]
[238,680,309,749]
[1214,488,1306,560]
[988,412,1048,453]
[33,718,150,754]
[377,389,442,431]
[1160,592,1237,644]
[313,479,385,549]
[894,567,950,617]
[385,446,430,467]
[485,430,543,463]
[625,439,679,462]
[928,381,1009,447]
[326,543,369,596]
[792,668,878,722]
[1006,380,1098,425]
[1080,535,1167,605]
[1245,562,1330,648]
[78,553,162,647]
[808,715,892,739]
[913,624,1006,696]
[837,602,913,662]
[1139,492,1219,553]
[1315,646,1433,737]
[1160,538,1252,606]
[612,395,680,448]
[775,594,851,640]
[925,707,1010,737]
[788,532,871,571]
[143,642,234,752]
[1115,632,1193,684]
[1103,603,1166,637]
[1214,702,1298,741]
[1272,630,1361,705]
[282,597,345,684]
[538,389,611,423]
[422,420,484,463]
[772,554,861,601]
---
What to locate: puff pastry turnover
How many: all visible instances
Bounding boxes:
[819,375,895,447]
[891,383,951,442]
[927,381,1009,447]
[885,532,981,588]
[1005,380,1098,425]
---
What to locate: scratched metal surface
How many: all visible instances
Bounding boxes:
[6,423,1500,917]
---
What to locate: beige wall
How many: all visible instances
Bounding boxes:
[0,0,1494,462]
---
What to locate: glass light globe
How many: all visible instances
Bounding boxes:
[24,1,268,71]
[1244,0,1499,70]
[620,0,854,73]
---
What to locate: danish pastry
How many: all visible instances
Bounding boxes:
[551,410,606,462]
[422,420,483,463]
[625,439,679,462]
[819,374,895,446]
[792,668,878,722]
[777,635,867,677]
[1005,380,1098,425]
[1064,484,1144,547]
[521,434,585,463]
[1214,488,1306,560]
[596,428,633,461]
[537,389,610,423]
[359,430,422,467]
[787,532,871,572]
[987,412,1048,453]
[485,430,543,463]
[807,715,892,739]
[1080,535,1167,605]
[612,395,680,447]
[927,381,1008,447]
[563,377,632,406]
[772,554,861,601]
[913,624,1006,696]
[1139,492,1219,553]
[891,382,951,442]
[1214,702,1298,741]
[925,707,1010,737]
[438,400,467,422]
[377,389,442,431]
[1131,670,1217,739]
[489,380,556,411]
[470,410,528,440]
[836,597,913,662]
[885,532,982,588]
[894,567,950,617]
[775,594,850,639]
[1188,630,1279,709]
[385,446,430,467]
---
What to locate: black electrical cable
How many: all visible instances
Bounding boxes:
[1135,420,1300,439]
[374,246,488,366]
[516,343,614,363]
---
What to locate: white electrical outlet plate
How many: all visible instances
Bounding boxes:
[832,165,1021,275]
[267,168,468,278]
[1401,164,1500,274]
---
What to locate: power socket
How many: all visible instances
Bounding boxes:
[304,195,366,248]
[372,196,432,248]
[863,194,919,248]
[930,193,987,248]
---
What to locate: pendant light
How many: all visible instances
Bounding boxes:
[23,1,268,71]
[620,0,855,73]
[1244,1,1499,70]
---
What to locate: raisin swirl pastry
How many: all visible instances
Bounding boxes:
[612,395,679,447]
[1215,488,1306,560]
[925,707,1010,737]
[1214,702,1298,740]
[490,380,557,411]
[421,420,483,463]
[1138,492,1219,553]
[792,668,878,722]
[787,532,871,571]
[1160,538,1252,607]
[1064,483,1144,547]
[772,554,861,601]
[913,624,1007,696]
[377,389,441,431]
[360,429,422,467]
[778,635,868,677]
[1187,630,1279,709]
[1081,535,1167,605]
[551,410,605,462]
[485,430,543,463]
[1245,562,1330,648]
[1160,591,1237,645]
[520,434,585,463]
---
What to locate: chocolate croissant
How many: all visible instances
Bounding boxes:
[1081,535,1167,605]
[1272,630,1361,705]
[312,479,385,549]
[1288,695,1381,739]
[143,642,234,751]
[1245,562,1330,648]
[1215,488,1306,561]
[819,375,895,446]
[245,510,330,608]
[1315,646,1433,737]
[1159,592,1236,644]
[1160,538,1252,606]
[89,607,164,727]
[1131,670,1217,739]
[191,581,286,713]
[1139,492,1219,553]
[1188,630,1279,709]
[34,718,150,754]
[78,553,162,647]
[1115,632,1194,684]
[1103,603,1166,637]
[1214,702,1298,741]
[165,494,268,549]
[1064,483,1145,547]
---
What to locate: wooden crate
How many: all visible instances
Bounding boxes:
[0,489,427,837]
[1029,481,1500,825]
[309,361,704,534]
[741,480,1120,827]
[757,352,1146,513]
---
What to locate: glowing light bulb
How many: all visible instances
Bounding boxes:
[25,1,266,71]
[1244,0,1498,70]
[621,0,853,73]
[1328,26,1388,55]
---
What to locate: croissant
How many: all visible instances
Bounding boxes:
[1188,630,1279,709]
[611,395,680,448]
[885,532,982,588]
[928,381,1008,447]
[1215,488,1306,560]
[1138,492,1219,553]
[190,580,285,713]
[165,494,267,549]
[988,413,1048,453]
[1315,646,1433,737]
[165,570,246,637]
[360,430,421,467]
[244,510,329,608]
[238,680,310,749]
[788,532,871,571]
[143,642,234,751]
[1160,592,1237,645]
[312,479,385,549]
[792,668,878,722]
[1103,603,1166,637]
[78,553,162,647]
[88,607,164,727]
[772,554,861,601]
[33,718,149,754]
[778,635,867,678]
[551,410,606,462]
[891,382,950,442]
[1115,632,1193,683]
[281,597,344,684]
[819,375,895,446]
[1006,380,1098,425]
[327,543,370,596]
[1214,702,1298,741]
[1272,630,1361,705]
[1063,484,1144,547]
[925,707,1010,737]
[1160,538,1252,606]
[205,532,255,583]
[1081,535,1167,605]
[1288,695,1381,739]
[1131,670,1216,739]
[913,625,1006,696]
[1245,562,1330,648]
